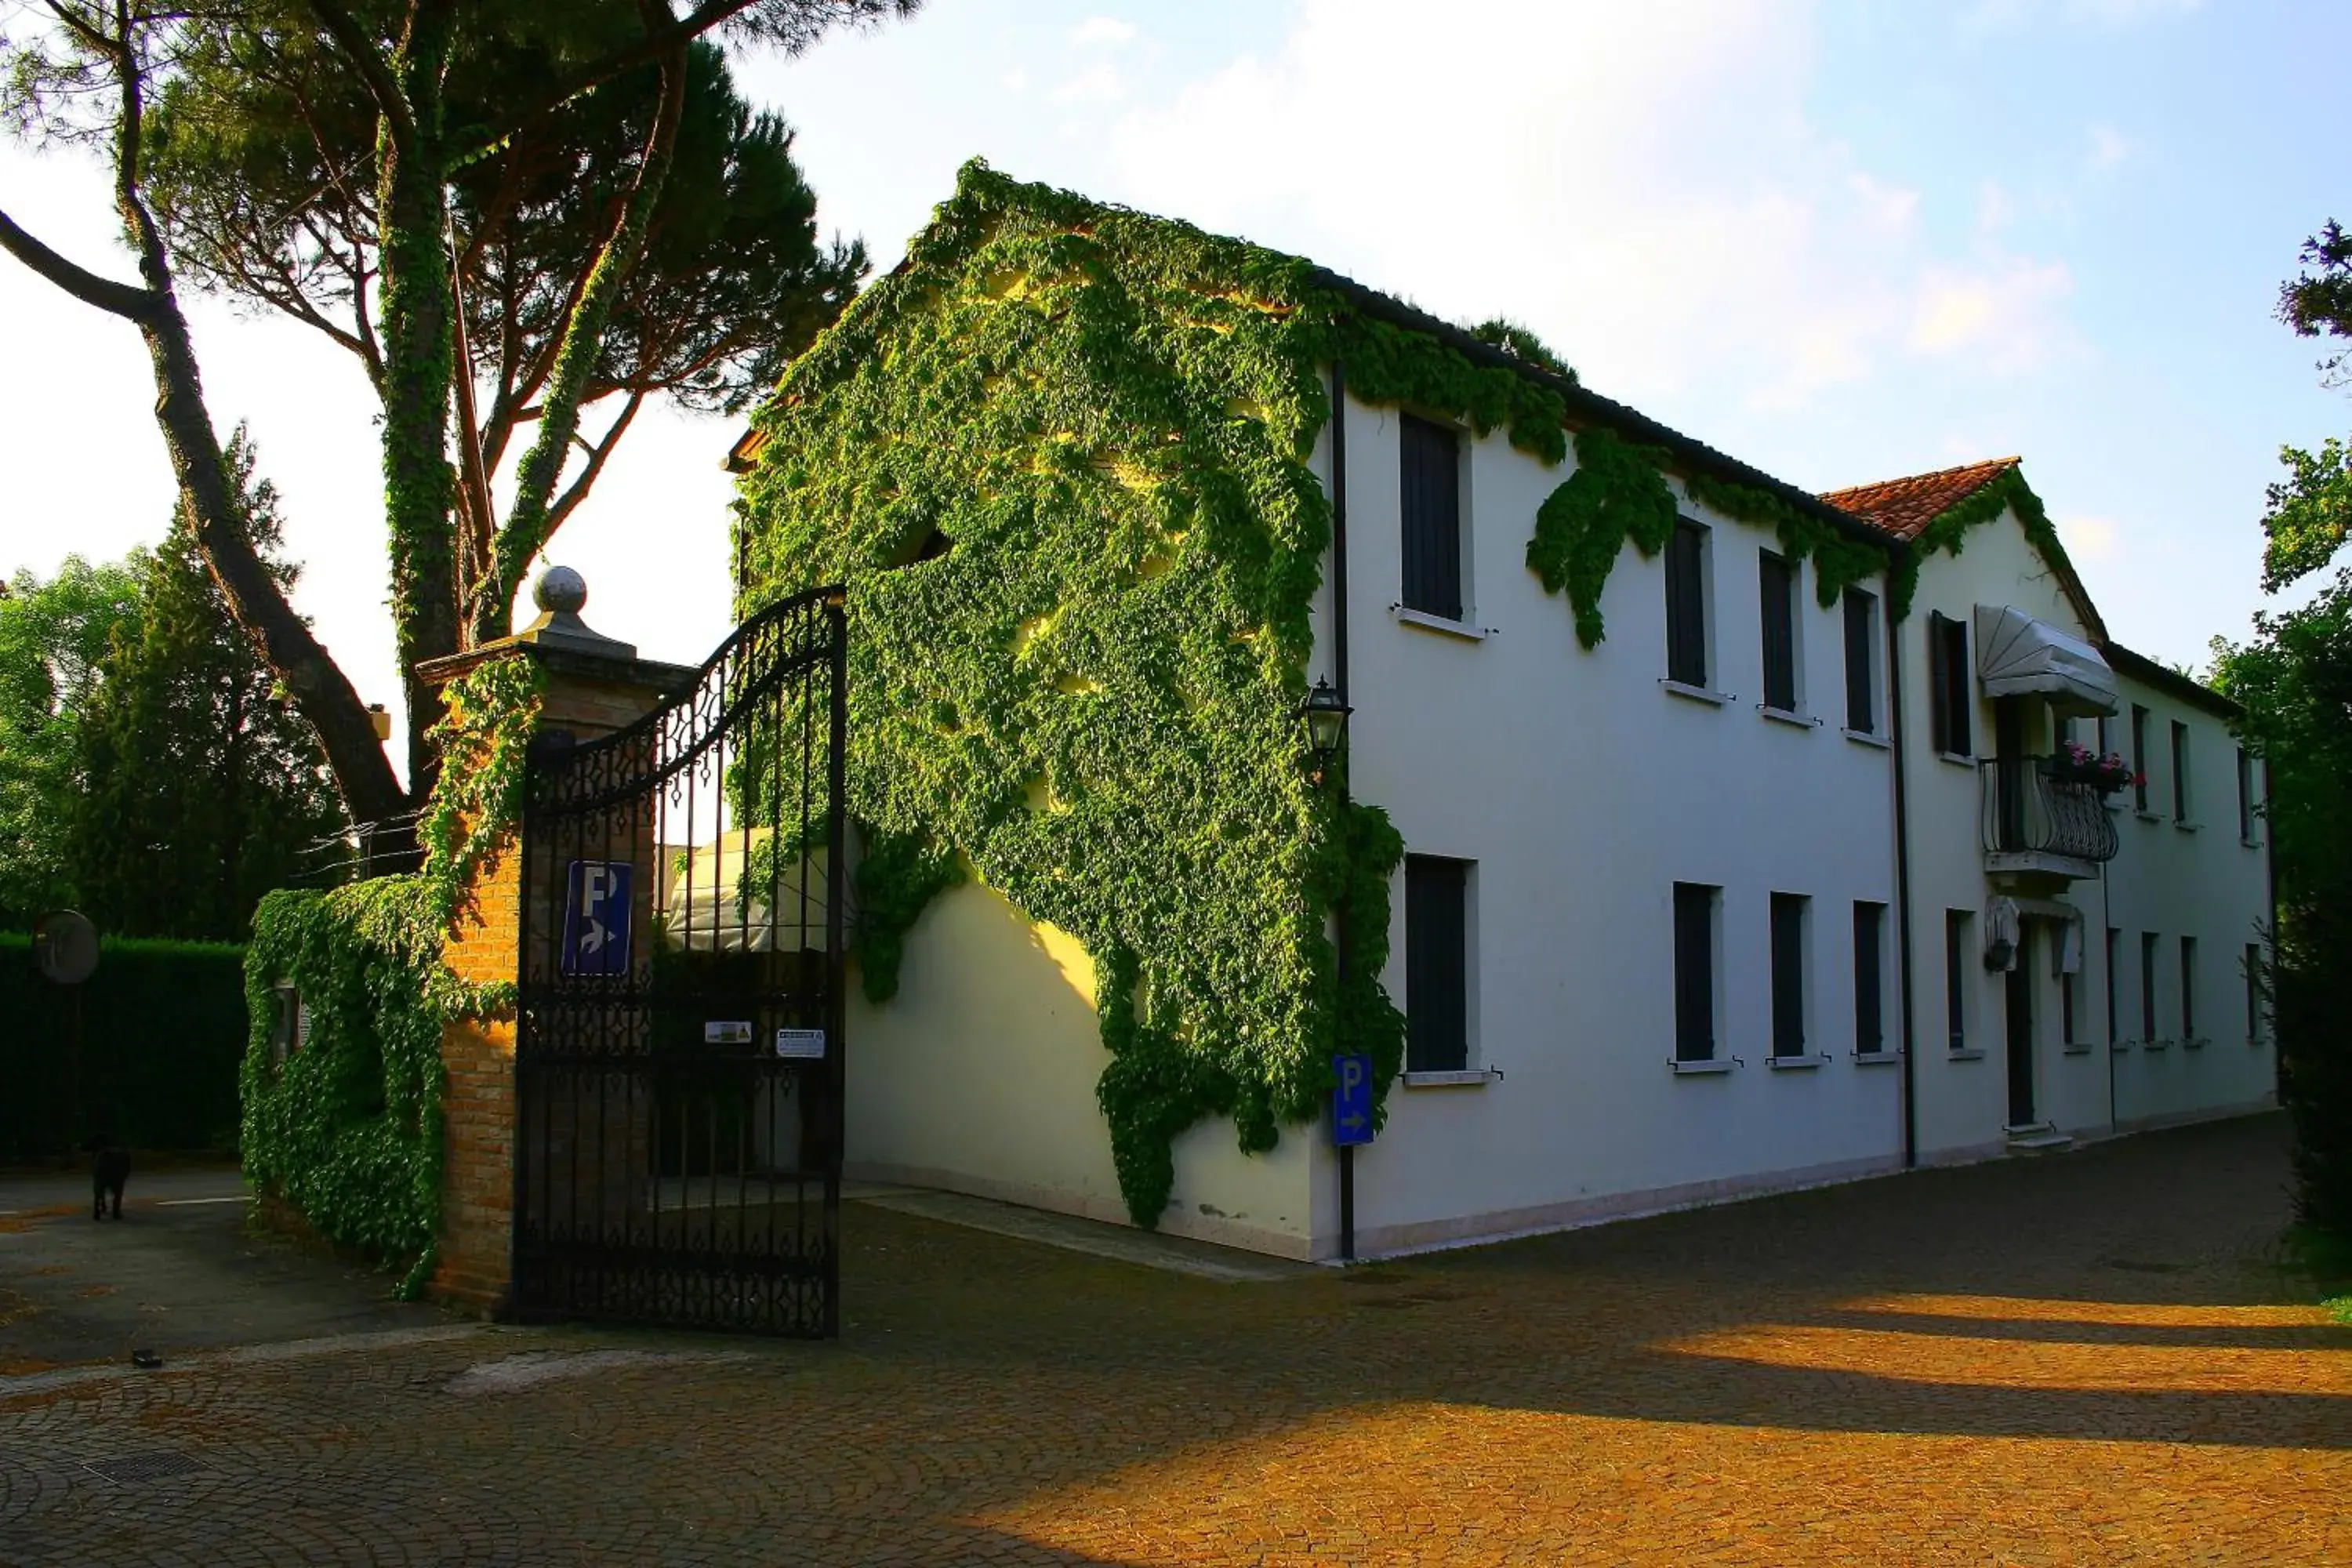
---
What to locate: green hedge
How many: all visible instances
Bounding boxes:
[0,931,249,1159]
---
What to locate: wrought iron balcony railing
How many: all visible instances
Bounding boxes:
[1980,755,2119,866]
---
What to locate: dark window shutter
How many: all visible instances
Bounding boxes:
[2105,928,2120,1045]
[1843,590,1875,733]
[1853,902,1883,1054]
[2140,931,2158,1040]
[1673,883,1715,1062]
[2171,721,2190,822]
[2180,936,2196,1040]
[1406,855,1468,1072]
[2131,706,2151,813]
[1945,911,1968,1051]
[2238,749,2254,840]
[1399,416,1462,619]
[1927,615,1952,753]
[1937,615,1973,755]
[1665,523,1708,687]
[1770,894,1806,1056]
[1759,554,1796,711]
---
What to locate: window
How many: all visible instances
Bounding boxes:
[1927,612,1972,757]
[1770,893,1809,1057]
[1944,909,1972,1052]
[1664,521,1709,688]
[2171,720,2191,822]
[1399,414,1463,619]
[2096,713,2114,758]
[1843,588,1878,734]
[1853,902,1886,1054]
[268,984,307,1069]
[1673,882,1719,1062]
[2131,705,2151,813]
[1405,855,1470,1072]
[2238,748,2256,842]
[2180,935,2198,1043]
[1759,551,1798,713]
[2060,968,2079,1045]
[2140,931,2160,1041]
[2117,926,2136,1048]
[2245,942,2266,1042]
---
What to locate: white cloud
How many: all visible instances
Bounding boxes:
[2056,513,2121,560]
[1978,180,2016,231]
[2086,123,2129,171]
[1109,0,2078,409]
[1050,62,1125,107]
[1069,16,1138,49]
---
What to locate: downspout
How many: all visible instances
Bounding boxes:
[1329,358,1356,1261]
[2103,850,2117,1136]
[1888,560,1918,1170]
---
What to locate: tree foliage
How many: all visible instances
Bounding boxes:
[71,435,350,942]
[2216,209,2352,1237]
[0,1,915,838]
[0,555,143,924]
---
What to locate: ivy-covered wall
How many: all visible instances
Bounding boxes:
[240,657,539,1295]
[733,160,1898,1229]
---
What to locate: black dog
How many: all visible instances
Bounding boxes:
[81,1134,129,1221]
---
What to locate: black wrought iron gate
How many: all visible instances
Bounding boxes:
[514,586,848,1336]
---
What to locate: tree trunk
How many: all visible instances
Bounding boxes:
[374,7,462,803]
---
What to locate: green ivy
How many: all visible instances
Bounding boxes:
[241,657,541,1294]
[1682,472,1893,611]
[736,159,1425,1228]
[1887,463,2074,622]
[1526,427,1680,648]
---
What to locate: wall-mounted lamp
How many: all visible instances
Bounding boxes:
[1300,677,1352,783]
[367,702,392,742]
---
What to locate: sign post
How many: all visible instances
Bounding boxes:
[1330,1051,1373,1262]
[561,860,633,977]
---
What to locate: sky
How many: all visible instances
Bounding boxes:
[2,0,2346,782]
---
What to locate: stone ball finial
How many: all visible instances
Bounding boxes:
[533,564,587,615]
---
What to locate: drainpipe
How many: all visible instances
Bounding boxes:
[1329,358,1356,1262]
[2103,848,2118,1136]
[1888,564,1918,1170]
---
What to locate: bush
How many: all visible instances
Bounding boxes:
[0,931,249,1158]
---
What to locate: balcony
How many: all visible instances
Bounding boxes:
[1980,755,2118,880]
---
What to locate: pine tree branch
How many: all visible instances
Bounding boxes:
[0,209,157,320]
[301,0,419,149]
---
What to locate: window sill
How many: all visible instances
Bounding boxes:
[1668,1057,1738,1075]
[1766,1052,1830,1070]
[2134,809,2162,822]
[1842,727,1892,750]
[2142,1037,2172,1051]
[2107,1039,2131,1051]
[2183,1035,2209,1051]
[1935,751,1977,770]
[1661,680,1737,706]
[1401,1067,1501,1089]
[2060,1042,2094,1055]
[1853,1050,1901,1065]
[2241,836,2263,851]
[2249,1035,2268,1048]
[1759,706,1820,731]
[2173,819,2202,833]
[1946,1047,1987,1062]
[1392,606,1491,641]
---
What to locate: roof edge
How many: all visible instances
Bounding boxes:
[2100,639,2240,720]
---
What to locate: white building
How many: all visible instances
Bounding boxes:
[755,181,2274,1264]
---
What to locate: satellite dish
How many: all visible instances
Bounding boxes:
[32,910,98,985]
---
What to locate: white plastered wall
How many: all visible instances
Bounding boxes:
[843,876,1316,1258]
[1305,387,1904,1258]
[2100,672,2278,1130]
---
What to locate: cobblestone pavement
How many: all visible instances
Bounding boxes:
[2,1114,2347,1566]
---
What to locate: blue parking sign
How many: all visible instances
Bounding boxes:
[561,860,633,976]
[1330,1052,1374,1146]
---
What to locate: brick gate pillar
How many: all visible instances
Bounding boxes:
[415,568,695,1316]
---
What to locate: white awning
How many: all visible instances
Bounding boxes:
[1973,605,2118,716]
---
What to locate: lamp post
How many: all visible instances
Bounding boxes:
[1301,674,1360,1260]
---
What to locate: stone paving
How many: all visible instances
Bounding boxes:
[2,1113,2347,1565]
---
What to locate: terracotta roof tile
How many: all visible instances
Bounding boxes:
[1819,457,2020,540]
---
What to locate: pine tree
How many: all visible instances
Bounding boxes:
[68,435,349,940]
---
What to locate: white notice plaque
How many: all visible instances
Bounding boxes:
[775,1028,827,1059]
[704,1020,754,1045]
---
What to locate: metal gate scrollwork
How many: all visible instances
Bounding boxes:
[514,586,847,1335]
